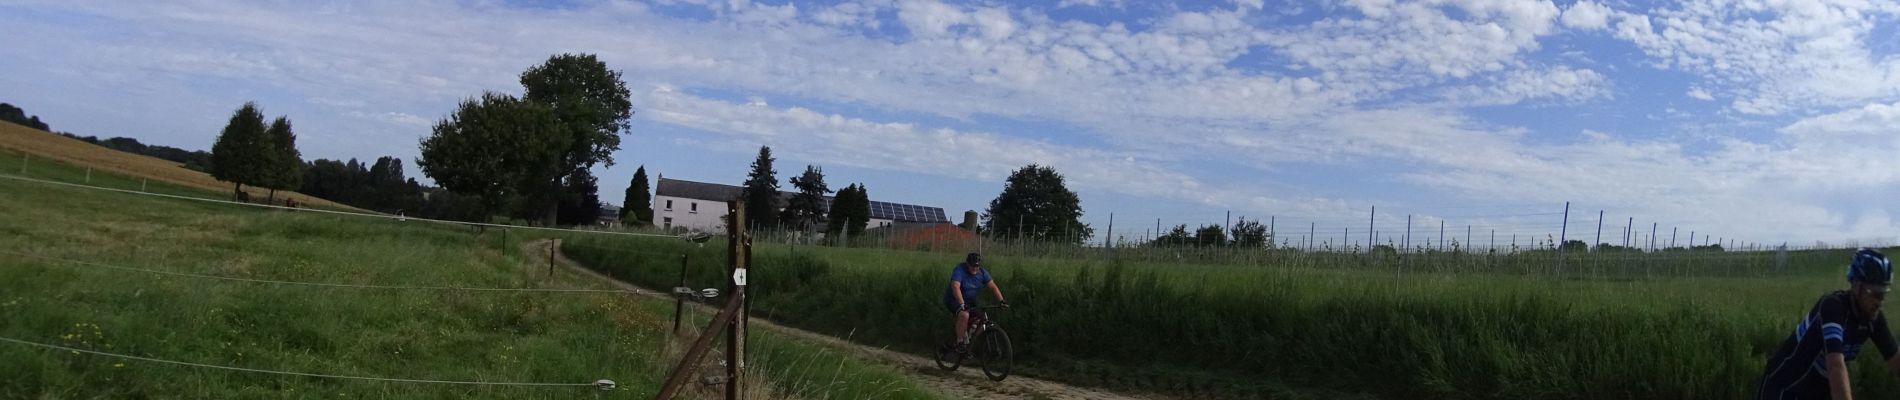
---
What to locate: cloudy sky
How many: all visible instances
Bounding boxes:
[6,0,1900,249]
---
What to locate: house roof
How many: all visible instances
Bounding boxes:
[655,178,743,203]
[655,177,950,223]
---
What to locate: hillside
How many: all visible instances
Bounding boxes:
[0,120,350,209]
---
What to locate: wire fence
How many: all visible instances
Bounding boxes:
[716,202,1881,279]
[3,250,650,295]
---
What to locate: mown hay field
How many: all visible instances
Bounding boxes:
[0,120,351,209]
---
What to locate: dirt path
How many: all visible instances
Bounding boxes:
[527,239,1159,400]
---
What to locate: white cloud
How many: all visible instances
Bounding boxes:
[1560,1,1612,30]
[345,111,431,128]
[1263,0,1562,81]
[1686,87,1714,101]
[1609,0,1900,115]
[1439,65,1610,106]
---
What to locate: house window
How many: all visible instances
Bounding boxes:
[663,217,673,229]
[690,202,698,213]
[666,200,673,210]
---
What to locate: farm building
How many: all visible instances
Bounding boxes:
[652,177,952,234]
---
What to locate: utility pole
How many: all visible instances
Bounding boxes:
[1405,215,1412,253]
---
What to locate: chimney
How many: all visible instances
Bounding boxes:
[961,210,979,231]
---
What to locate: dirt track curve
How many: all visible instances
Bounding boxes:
[529,239,1159,400]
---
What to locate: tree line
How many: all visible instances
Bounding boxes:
[200,52,1100,236]
[716,144,1094,246]
[0,103,49,131]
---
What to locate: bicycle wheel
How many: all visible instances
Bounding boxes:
[977,327,1012,381]
[934,337,963,371]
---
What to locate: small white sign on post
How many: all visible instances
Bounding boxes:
[732,268,748,286]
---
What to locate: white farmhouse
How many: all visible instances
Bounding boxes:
[652,177,950,233]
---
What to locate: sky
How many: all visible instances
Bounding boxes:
[5,0,1900,249]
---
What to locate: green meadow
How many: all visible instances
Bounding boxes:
[0,148,943,400]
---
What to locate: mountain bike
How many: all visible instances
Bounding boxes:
[934,304,1012,381]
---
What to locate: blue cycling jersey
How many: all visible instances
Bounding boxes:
[1758,290,1899,400]
[942,263,991,305]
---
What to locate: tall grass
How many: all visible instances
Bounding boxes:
[0,163,946,399]
[563,233,1900,399]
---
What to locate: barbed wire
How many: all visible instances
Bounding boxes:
[1,250,650,295]
[0,336,615,389]
[0,173,682,240]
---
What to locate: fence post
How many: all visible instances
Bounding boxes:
[141,179,148,192]
[1557,202,1570,272]
[725,201,750,400]
[85,167,91,184]
[1366,206,1375,255]
[673,253,688,334]
[1594,210,1603,252]
[547,239,556,276]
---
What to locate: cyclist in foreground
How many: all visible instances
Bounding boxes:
[945,252,1006,353]
[1759,248,1900,400]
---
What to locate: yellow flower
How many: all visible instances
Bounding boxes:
[113,363,124,368]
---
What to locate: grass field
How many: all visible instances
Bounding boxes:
[562,232,1900,399]
[0,159,945,399]
[0,120,351,209]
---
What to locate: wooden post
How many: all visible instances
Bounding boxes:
[654,292,746,400]
[85,167,91,184]
[547,239,556,276]
[673,253,687,334]
[141,179,148,192]
[726,201,749,400]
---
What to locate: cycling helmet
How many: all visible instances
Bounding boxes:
[965,253,982,267]
[1848,248,1892,285]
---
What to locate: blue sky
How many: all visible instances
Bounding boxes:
[6,0,1900,248]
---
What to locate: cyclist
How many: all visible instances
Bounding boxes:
[944,252,1006,353]
[1759,248,1900,400]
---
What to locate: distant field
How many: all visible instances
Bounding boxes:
[0,165,943,399]
[563,232,1900,399]
[0,120,351,209]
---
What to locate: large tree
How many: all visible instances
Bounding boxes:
[982,164,1091,245]
[209,102,272,201]
[738,146,781,229]
[262,116,303,203]
[1230,217,1270,248]
[825,183,870,241]
[781,165,831,232]
[521,53,633,224]
[621,166,652,225]
[417,92,571,221]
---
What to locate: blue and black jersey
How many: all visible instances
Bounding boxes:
[1759,290,1899,400]
[941,263,991,311]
